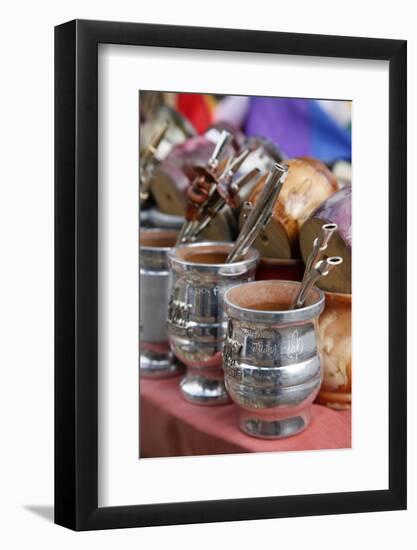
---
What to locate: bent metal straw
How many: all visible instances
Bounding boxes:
[226,162,288,263]
[291,256,343,309]
[189,167,261,241]
[176,130,232,245]
[302,223,338,282]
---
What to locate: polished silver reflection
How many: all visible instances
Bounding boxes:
[139,121,169,202]
[292,256,343,309]
[167,242,259,405]
[303,223,338,278]
[226,162,288,263]
[139,229,184,378]
[223,280,325,438]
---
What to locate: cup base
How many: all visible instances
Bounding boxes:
[180,371,231,406]
[140,349,184,379]
[239,408,311,439]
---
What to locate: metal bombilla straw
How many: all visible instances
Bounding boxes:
[186,149,257,241]
[207,129,233,172]
[291,256,343,309]
[303,223,338,280]
[226,162,288,263]
[176,130,232,245]
[290,223,338,309]
[139,120,169,201]
[189,167,261,241]
[185,149,249,241]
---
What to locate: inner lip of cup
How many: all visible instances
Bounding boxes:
[227,281,319,311]
[174,243,255,266]
[183,250,229,265]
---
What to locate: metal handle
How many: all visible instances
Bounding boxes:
[208,130,231,170]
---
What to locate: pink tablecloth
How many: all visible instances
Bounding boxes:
[140,377,351,458]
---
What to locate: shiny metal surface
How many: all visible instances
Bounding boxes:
[190,168,260,241]
[140,104,196,161]
[304,223,338,276]
[140,121,169,202]
[226,163,288,263]
[176,130,232,245]
[293,223,338,307]
[140,229,184,379]
[223,280,325,438]
[208,129,232,171]
[167,242,259,405]
[292,256,343,309]
[185,152,258,243]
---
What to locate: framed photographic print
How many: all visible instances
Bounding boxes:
[55,19,407,530]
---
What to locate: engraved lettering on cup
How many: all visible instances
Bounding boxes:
[249,330,282,363]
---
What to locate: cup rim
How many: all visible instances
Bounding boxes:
[139,228,179,251]
[169,241,260,273]
[224,280,325,324]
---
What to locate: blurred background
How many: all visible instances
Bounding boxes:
[140,91,351,164]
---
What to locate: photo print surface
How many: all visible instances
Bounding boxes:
[139,91,352,459]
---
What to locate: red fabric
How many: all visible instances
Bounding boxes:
[176,93,213,134]
[140,377,351,458]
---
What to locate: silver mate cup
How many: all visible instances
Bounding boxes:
[140,229,184,378]
[223,280,325,438]
[167,242,259,405]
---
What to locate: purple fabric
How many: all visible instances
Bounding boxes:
[244,97,352,162]
[245,98,310,158]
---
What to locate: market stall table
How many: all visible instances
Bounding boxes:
[140,377,351,458]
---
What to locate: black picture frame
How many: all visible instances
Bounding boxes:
[55,19,407,531]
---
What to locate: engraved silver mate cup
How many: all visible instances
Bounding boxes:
[140,229,184,378]
[223,280,325,438]
[167,242,259,405]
